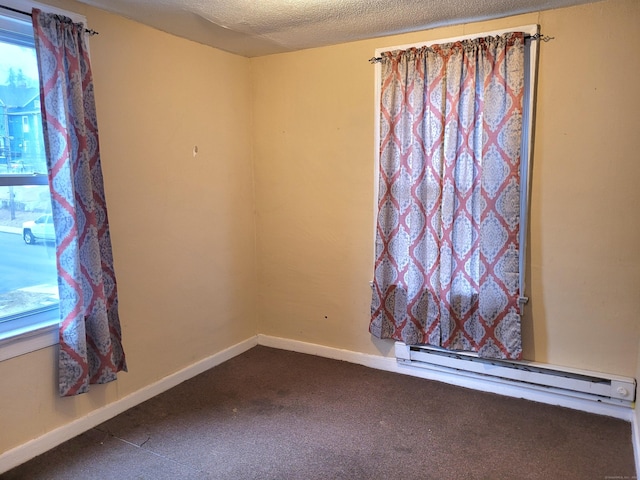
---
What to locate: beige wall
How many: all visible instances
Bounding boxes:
[2,0,639,460]
[0,3,257,454]
[526,0,639,376]
[252,0,640,375]
[637,341,640,452]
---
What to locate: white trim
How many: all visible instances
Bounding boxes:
[372,49,381,251]
[0,320,58,362]
[1,334,635,474]
[258,334,398,372]
[633,409,640,478]
[257,335,634,422]
[518,25,540,314]
[0,336,257,474]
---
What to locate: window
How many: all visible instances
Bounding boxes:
[374,25,539,296]
[369,26,539,359]
[0,0,87,361]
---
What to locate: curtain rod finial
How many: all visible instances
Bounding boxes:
[530,33,555,42]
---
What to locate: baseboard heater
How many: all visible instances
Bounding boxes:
[395,342,636,406]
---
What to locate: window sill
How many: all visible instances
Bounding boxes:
[0,316,59,362]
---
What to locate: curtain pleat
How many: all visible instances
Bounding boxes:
[370,33,525,360]
[32,9,126,396]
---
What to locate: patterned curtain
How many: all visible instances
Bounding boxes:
[370,33,525,360]
[32,9,127,396]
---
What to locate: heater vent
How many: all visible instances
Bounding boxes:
[395,343,636,405]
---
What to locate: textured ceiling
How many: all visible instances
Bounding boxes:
[76,0,597,57]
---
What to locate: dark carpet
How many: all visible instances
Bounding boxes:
[2,346,636,479]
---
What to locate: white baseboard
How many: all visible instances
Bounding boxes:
[0,336,258,474]
[633,412,640,478]
[3,334,638,476]
[259,335,639,474]
[257,334,398,371]
[257,335,634,421]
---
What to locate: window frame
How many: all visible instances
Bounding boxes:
[0,0,88,361]
[371,24,540,313]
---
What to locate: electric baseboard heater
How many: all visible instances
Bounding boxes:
[395,342,636,406]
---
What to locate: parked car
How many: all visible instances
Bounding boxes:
[22,214,55,244]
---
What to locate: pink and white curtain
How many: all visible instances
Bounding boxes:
[32,9,127,396]
[370,33,525,360]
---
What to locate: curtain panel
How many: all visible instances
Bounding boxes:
[32,9,126,396]
[370,32,525,360]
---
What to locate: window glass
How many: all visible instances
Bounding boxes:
[0,39,47,175]
[0,185,58,319]
[0,17,59,330]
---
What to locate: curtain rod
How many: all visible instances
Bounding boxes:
[0,4,99,35]
[368,32,554,64]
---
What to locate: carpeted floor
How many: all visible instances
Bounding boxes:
[2,346,637,479]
